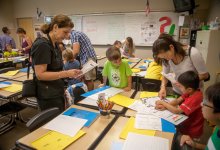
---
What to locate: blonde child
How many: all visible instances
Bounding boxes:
[62,49,87,105]
[122,37,135,57]
[99,46,132,91]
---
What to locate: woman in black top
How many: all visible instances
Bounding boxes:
[31,14,81,111]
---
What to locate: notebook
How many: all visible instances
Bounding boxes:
[63,108,99,127]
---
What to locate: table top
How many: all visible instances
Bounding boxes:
[96,116,174,150]
[12,74,33,82]
[0,72,26,80]
[17,105,117,150]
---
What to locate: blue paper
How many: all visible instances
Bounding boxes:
[138,66,147,69]
[19,68,28,72]
[0,81,12,85]
[63,108,99,127]
[161,118,176,133]
[81,85,110,97]
[144,60,152,63]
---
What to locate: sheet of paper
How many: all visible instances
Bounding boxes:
[80,97,98,106]
[135,71,147,77]
[4,70,19,76]
[135,113,162,131]
[178,15,185,26]
[43,115,87,137]
[0,82,11,88]
[111,140,124,150]
[80,59,98,76]
[151,109,188,125]
[32,130,85,150]
[140,91,158,98]
[122,133,169,150]
[88,87,123,100]
[128,100,145,111]
[161,72,176,83]
[109,94,135,107]
[1,84,22,92]
[141,97,160,107]
[119,117,155,139]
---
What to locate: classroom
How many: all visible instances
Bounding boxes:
[0,0,220,149]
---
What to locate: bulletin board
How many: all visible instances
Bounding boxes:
[70,12,180,46]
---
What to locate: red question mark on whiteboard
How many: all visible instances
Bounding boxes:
[159,16,171,33]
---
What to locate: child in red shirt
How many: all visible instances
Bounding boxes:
[156,71,204,139]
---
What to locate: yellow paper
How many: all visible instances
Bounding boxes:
[119,117,155,139]
[131,68,141,73]
[32,130,85,150]
[4,70,19,76]
[1,84,22,92]
[109,94,135,107]
[140,92,158,98]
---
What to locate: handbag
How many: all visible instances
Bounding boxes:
[22,49,37,97]
[22,79,36,97]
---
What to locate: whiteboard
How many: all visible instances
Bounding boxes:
[71,12,180,46]
[70,15,83,31]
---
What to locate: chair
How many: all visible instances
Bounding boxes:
[0,67,16,74]
[26,107,60,132]
[141,78,161,92]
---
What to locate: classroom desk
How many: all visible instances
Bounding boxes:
[0,72,26,80]
[12,73,33,82]
[16,105,117,150]
[78,89,135,114]
[0,80,22,99]
[96,116,174,150]
[125,91,142,117]
[0,78,6,82]
[0,60,13,69]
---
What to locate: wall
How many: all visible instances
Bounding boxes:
[0,0,19,47]
[208,0,220,22]
[11,0,212,58]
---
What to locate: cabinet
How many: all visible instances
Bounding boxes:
[196,30,220,90]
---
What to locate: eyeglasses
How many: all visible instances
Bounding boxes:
[201,102,214,109]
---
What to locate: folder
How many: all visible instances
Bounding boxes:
[63,108,99,127]
[109,94,135,107]
[32,130,85,150]
[4,70,19,76]
[140,92,158,98]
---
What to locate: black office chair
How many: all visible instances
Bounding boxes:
[141,78,161,92]
[0,67,16,74]
[26,107,60,132]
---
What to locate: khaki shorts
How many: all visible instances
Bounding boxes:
[83,58,97,81]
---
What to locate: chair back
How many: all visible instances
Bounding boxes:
[141,78,161,92]
[26,107,60,132]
